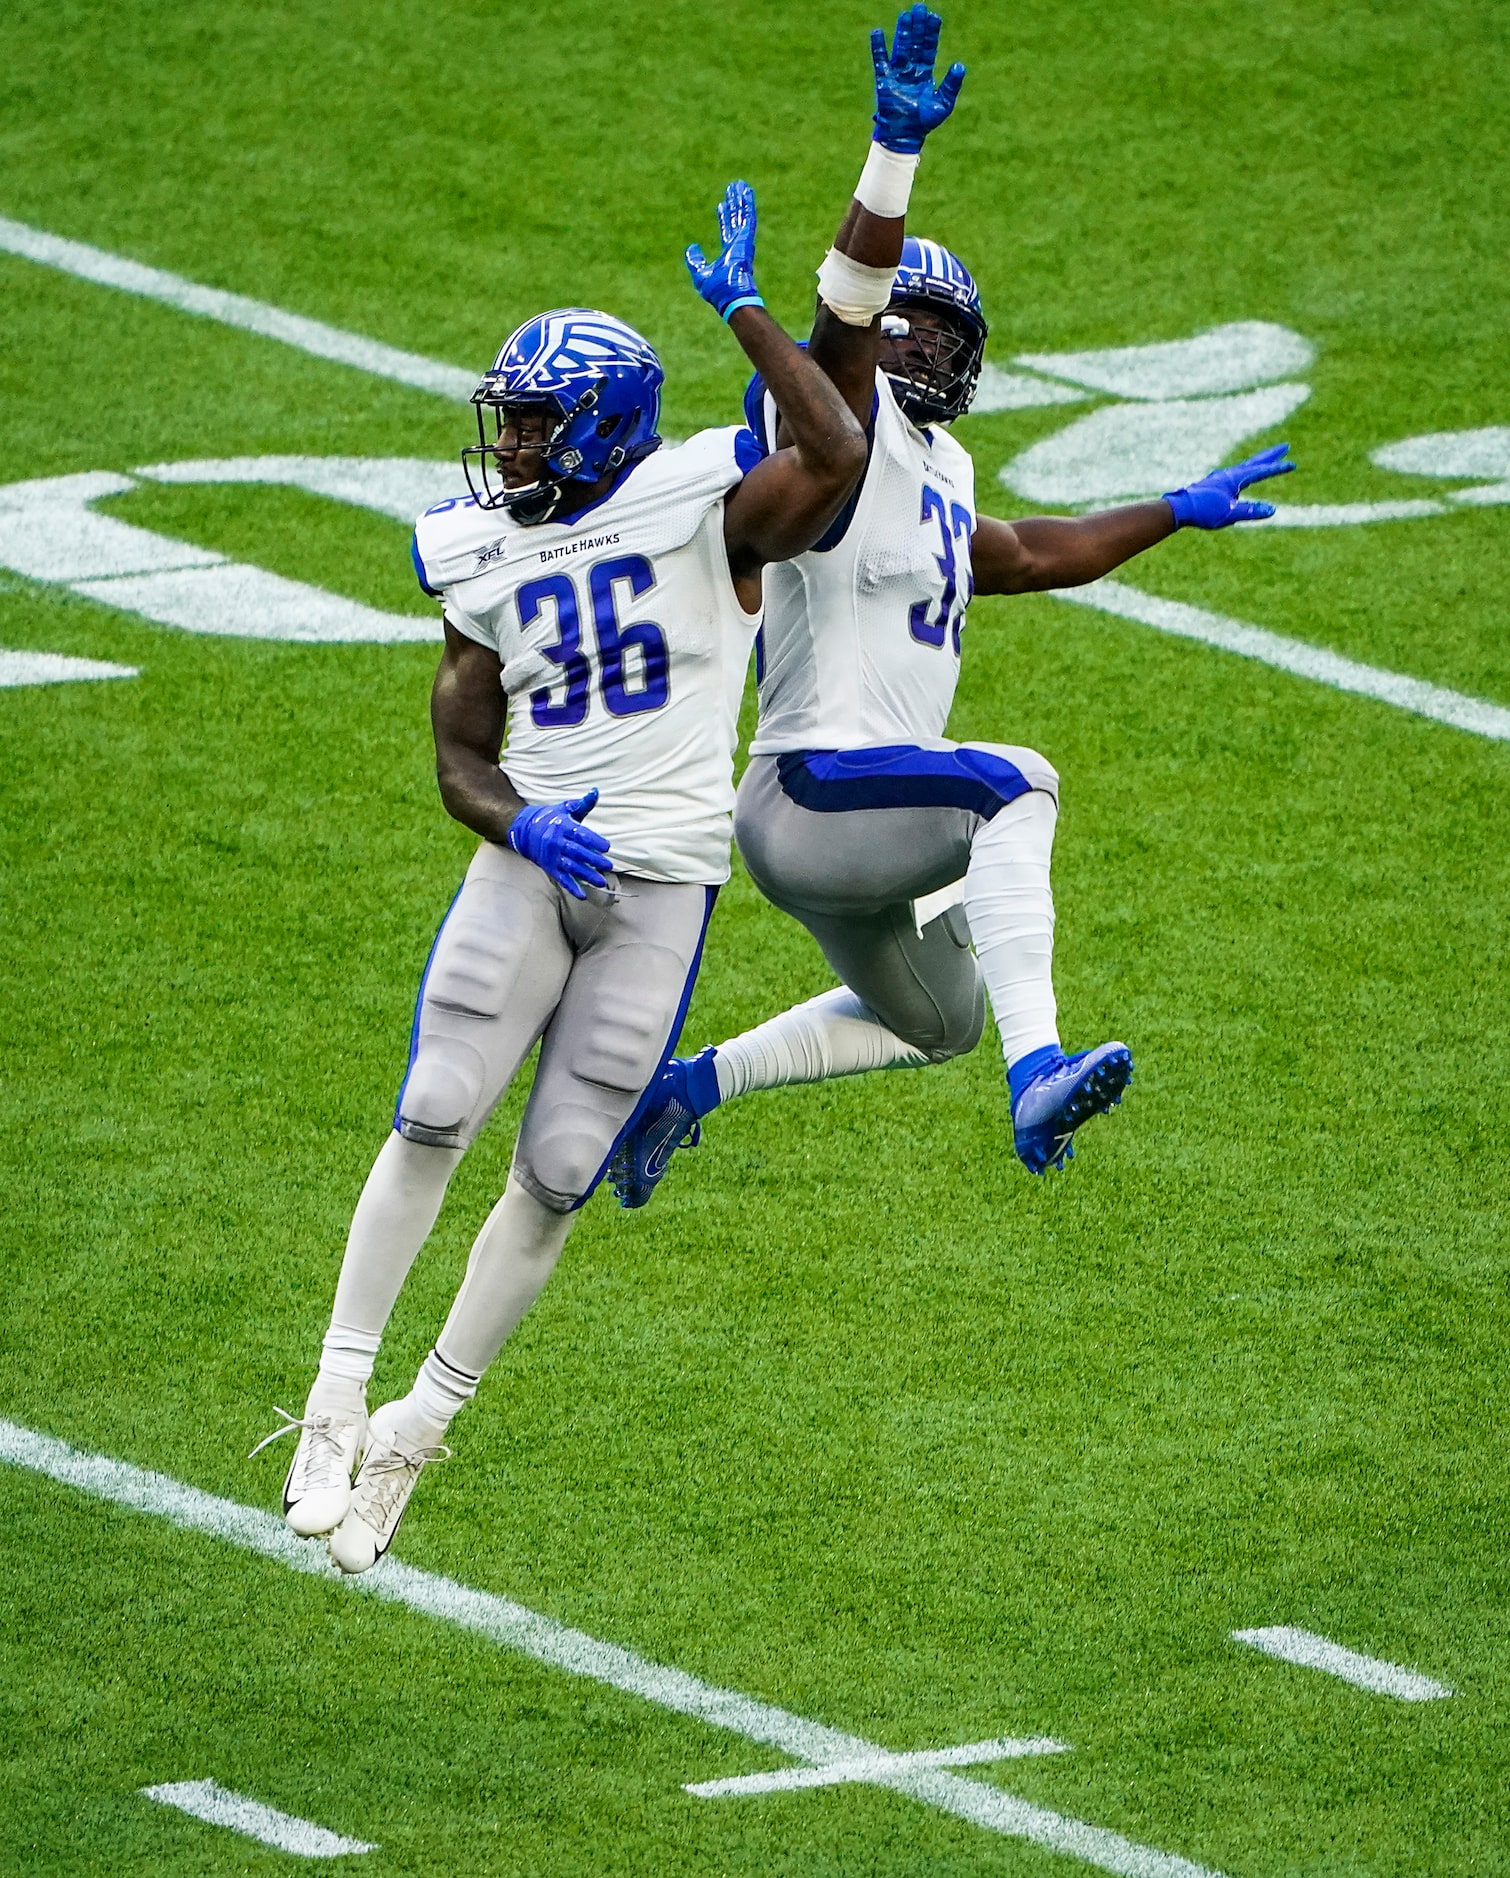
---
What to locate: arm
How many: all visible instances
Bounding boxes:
[759,6,964,442]
[722,300,869,578]
[432,620,522,840]
[804,7,966,427]
[431,619,611,895]
[686,183,867,593]
[971,444,1299,596]
[970,504,1175,595]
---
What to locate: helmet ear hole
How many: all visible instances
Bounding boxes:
[596,414,620,438]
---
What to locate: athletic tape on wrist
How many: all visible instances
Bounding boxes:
[815,247,900,327]
[856,141,919,219]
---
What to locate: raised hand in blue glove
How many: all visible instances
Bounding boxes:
[686,180,763,323]
[506,788,612,898]
[871,5,966,154]
[1164,442,1296,529]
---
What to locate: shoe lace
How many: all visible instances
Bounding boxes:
[248,1406,354,1492]
[359,1440,450,1527]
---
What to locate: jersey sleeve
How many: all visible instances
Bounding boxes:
[443,594,497,651]
[412,494,508,652]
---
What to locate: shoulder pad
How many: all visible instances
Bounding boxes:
[412,493,512,594]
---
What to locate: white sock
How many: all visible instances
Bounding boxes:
[389,1347,480,1451]
[963,789,1062,1069]
[326,1131,462,1342]
[306,1324,380,1418]
[431,1174,577,1382]
[713,987,928,1102]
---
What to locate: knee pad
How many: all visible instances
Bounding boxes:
[396,1032,489,1149]
[514,1101,617,1212]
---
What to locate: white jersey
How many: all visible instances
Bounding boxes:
[413,427,762,885]
[748,371,976,755]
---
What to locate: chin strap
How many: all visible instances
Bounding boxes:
[499,478,571,524]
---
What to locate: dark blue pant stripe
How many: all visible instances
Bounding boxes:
[775,745,1031,819]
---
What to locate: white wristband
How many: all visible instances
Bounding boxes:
[855,141,920,219]
[816,246,900,327]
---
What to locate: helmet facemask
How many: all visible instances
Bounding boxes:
[879,302,986,426]
[463,387,582,521]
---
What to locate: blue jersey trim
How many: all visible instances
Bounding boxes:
[733,425,765,476]
[573,884,719,1210]
[775,745,1031,820]
[392,880,466,1127]
[411,531,440,598]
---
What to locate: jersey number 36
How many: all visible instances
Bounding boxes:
[518,554,670,727]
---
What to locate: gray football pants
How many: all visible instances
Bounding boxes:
[733,748,1057,1064]
[395,841,714,1211]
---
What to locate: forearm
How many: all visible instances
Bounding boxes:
[988,502,1176,594]
[729,303,861,476]
[809,146,916,375]
[435,746,528,844]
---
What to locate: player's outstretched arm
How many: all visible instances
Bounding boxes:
[971,444,1297,595]
[687,183,867,593]
[431,621,611,896]
[804,6,966,425]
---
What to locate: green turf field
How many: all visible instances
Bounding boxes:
[2,0,1508,1871]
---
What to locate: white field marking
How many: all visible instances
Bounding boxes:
[1263,500,1444,527]
[0,214,477,402]
[1448,481,1510,507]
[140,1779,376,1857]
[0,1417,1227,1878]
[1372,426,1510,481]
[687,1735,1068,1797]
[1370,429,1510,510]
[135,455,465,524]
[0,467,441,644]
[1052,577,1510,743]
[1000,385,1310,506]
[0,648,138,687]
[1232,1627,1452,1701]
[1017,323,1315,402]
[973,364,1087,413]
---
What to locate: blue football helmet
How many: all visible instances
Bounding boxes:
[881,237,988,424]
[463,308,664,522]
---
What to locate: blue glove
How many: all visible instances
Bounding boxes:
[506,789,612,898]
[871,5,966,153]
[1164,443,1296,529]
[686,181,763,323]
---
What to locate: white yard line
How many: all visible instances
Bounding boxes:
[1232,1627,1452,1701]
[0,214,476,402]
[1053,577,1510,742]
[0,648,139,687]
[141,1779,375,1857]
[0,1415,1226,1878]
[688,1735,1069,1796]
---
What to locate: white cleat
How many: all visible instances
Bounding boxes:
[328,1403,449,1576]
[250,1402,368,1538]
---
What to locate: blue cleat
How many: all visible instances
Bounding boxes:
[610,1050,717,1209]
[1010,1041,1133,1175]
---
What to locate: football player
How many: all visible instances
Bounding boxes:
[253,181,870,1572]
[611,6,1295,1202]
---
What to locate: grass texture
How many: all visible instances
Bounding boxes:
[1,0,1507,1871]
